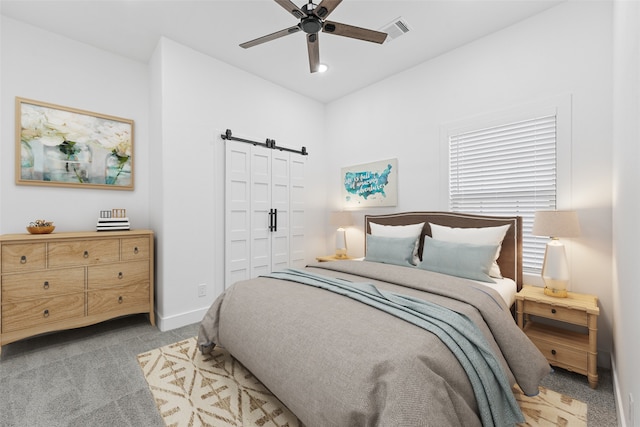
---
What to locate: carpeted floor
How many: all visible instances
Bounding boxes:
[137,337,588,427]
[0,314,618,426]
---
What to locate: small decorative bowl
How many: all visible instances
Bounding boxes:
[27,225,55,234]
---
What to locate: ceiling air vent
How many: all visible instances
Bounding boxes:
[380,17,411,43]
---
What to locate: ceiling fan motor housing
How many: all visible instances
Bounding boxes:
[301,16,323,34]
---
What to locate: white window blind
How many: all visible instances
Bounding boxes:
[449,115,557,273]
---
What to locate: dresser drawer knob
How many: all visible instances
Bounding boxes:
[43,309,50,318]
[118,272,123,279]
[134,247,139,254]
[83,251,89,258]
[551,308,557,314]
[551,349,557,355]
[43,281,50,290]
[20,255,27,264]
[118,296,123,304]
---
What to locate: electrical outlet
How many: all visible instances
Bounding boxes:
[198,283,207,297]
[630,393,635,427]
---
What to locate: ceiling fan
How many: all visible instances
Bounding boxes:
[240,0,388,73]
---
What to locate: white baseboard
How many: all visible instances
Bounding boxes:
[154,307,208,332]
[612,355,626,427]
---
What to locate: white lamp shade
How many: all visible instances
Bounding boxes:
[330,211,353,227]
[532,210,580,238]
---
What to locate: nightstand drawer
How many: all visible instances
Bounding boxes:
[523,300,588,326]
[524,322,589,374]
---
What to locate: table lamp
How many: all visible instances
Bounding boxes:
[532,210,581,297]
[330,211,353,258]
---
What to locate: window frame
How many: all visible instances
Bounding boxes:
[439,95,573,285]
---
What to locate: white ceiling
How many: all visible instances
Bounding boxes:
[1,0,563,103]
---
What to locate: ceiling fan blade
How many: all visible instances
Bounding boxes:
[307,33,320,73]
[323,21,387,44]
[274,0,307,19]
[240,25,301,49]
[314,0,343,19]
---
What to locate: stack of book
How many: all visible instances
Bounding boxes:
[96,217,130,231]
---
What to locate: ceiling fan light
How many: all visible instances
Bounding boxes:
[318,64,328,73]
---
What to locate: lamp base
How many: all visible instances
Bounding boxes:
[335,248,348,259]
[544,286,568,298]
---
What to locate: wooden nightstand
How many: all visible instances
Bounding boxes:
[515,285,600,388]
[315,255,354,262]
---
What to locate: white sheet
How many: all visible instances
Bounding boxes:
[472,277,517,307]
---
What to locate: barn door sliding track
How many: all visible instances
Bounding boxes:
[221,129,308,156]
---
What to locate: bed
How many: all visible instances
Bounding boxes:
[198,211,550,426]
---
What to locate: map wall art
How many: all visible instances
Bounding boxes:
[16,97,134,190]
[341,158,398,208]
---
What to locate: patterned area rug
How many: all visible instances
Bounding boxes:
[137,337,587,427]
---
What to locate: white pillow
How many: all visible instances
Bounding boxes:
[428,223,510,278]
[370,222,425,265]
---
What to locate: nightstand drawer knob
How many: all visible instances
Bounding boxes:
[551,308,557,314]
[84,251,89,258]
[118,272,123,279]
[551,349,557,355]
[20,255,27,264]
[134,247,139,254]
[118,296,123,304]
[43,281,49,290]
[43,309,50,318]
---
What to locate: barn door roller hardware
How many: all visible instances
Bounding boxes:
[221,129,308,156]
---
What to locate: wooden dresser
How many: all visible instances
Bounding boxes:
[0,230,154,354]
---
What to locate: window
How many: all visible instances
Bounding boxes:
[448,115,558,274]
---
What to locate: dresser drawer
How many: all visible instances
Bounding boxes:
[1,243,46,273]
[121,237,150,261]
[87,282,150,316]
[523,300,588,326]
[87,260,149,289]
[48,239,119,267]
[1,294,85,333]
[1,268,84,301]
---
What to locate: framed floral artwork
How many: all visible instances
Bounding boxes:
[15,97,134,190]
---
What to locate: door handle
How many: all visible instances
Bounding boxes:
[273,208,277,232]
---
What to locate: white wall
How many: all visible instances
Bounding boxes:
[148,38,327,330]
[612,0,640,425]
[324,1,614,366]
[0,18,328,332]
[0,17,151,232]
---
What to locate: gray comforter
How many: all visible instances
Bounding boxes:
[198,261,550,427]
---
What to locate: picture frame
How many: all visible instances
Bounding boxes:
[16,97,134,190]
[341,158,398,208]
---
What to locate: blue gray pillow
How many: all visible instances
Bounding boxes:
[364,234,417,267]
[418,236,498,283]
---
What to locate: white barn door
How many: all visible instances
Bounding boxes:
[225,139,303,289]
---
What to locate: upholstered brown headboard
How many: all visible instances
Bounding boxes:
[364,211,523,290]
